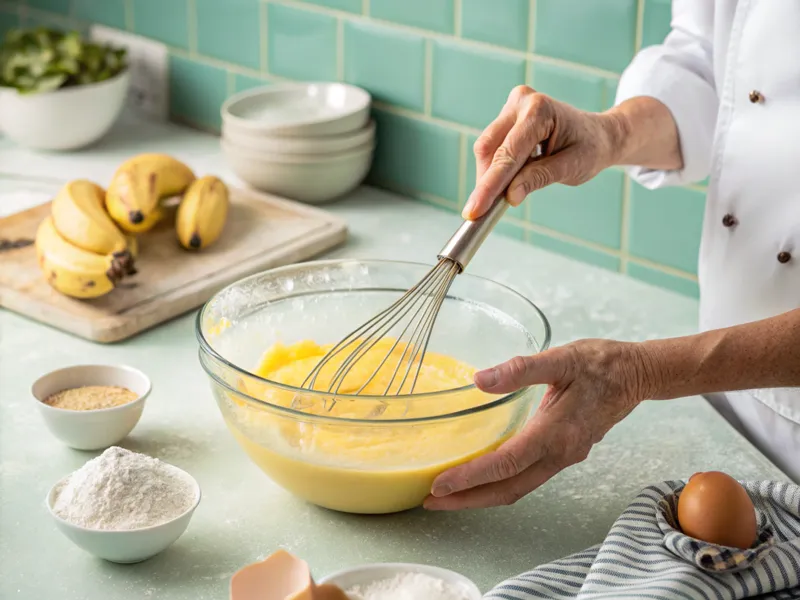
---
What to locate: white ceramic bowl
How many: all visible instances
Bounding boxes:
[31,364,151,451]
[0,70,129,151]
[222,139,374,204]
[222,119,375,156]
[46,465,201,563]
[221,82,371,137]
[320,563,482,599]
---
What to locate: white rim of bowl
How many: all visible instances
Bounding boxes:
[319,562,482,596]
[45,462,202,533]
[31,364,152,415]
[220,82,371,132]
[221,139,375,164]
[0,69,130,97]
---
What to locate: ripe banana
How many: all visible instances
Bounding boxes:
[176,176,230,250]
[35,216,131,299]
[106,153,196,233]
[51,179,133,259]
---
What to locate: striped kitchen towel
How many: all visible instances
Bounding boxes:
[486,480,800,600]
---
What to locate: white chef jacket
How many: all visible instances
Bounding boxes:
[615,0,800,482]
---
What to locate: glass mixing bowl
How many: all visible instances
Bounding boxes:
[197,259,551,514]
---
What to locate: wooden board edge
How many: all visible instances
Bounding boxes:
[0,220,348,343]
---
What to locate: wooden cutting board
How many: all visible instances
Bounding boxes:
[0,187,347,343]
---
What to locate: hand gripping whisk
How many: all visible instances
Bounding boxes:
[296,195,511,408]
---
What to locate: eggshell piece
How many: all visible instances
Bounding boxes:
[677,471,757,549]
[314,584,351,600]
[230,549,313,600]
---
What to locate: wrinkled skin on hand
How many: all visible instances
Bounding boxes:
[463,85,623,219]
[424,340,656,511]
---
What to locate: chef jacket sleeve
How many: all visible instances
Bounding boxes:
[615,0,717,188]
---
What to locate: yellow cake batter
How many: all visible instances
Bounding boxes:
[223,339,522,514]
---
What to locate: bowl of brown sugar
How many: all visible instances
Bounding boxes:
[32,365,151,450]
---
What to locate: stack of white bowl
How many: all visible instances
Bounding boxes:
[221,82,374,204]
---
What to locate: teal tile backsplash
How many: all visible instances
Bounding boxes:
[629,184,705,274]
[531,62,610,114]
[530,170,625,249]
[26,0,70,15]
[344,21,425,111]
[234,72,271,93]
[534,0,638,73]
[369,0,454,35]
[267,3,336,80]
[168,55,228,129]
[197,0,260,69]
[73,0,125,29]
[369,109,460,204]
[7,0,705,297]
[0,4,18,35]
[642,0,672,48]
[432,40,525,130]
[460,0,529,52]
[132,0,188,50]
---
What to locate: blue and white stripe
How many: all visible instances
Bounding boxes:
[486,481,800,600]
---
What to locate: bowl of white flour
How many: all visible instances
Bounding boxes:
[46,447,201,563]
[320,563,482,600]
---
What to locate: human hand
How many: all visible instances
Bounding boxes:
[424,339,658,510]
[463,85,625,220]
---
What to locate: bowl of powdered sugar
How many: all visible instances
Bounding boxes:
[320,563,482,600]
[46,446,201,563]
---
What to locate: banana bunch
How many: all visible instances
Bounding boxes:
[35,153,231,300]
[106,153,197,233]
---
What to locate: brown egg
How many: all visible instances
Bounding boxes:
[677,471,757,549]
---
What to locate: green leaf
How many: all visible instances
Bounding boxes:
[28,72,67,93]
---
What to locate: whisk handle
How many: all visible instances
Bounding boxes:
[437,196,509,270]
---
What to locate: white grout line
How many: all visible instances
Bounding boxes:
[527,0,536,53]
[336,16,344,81]
[124,0,134,31]
[187,0,198,55]
[362,0,369,16]
[634,0,645,52]
[457,133,467,207]
[260,1,269,73]
[619,174,632,273]
[453,0,462,37]
[423,38,433,116]
[626,257,699,281]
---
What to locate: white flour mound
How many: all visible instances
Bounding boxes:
[52,446,196,531]
[346,572,475,600]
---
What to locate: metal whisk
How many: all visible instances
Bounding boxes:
[297,194,511,407]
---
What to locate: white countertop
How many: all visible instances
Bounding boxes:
[0,116,785,598]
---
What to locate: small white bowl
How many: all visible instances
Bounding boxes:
[222,140,374,204]
[46,465,201,563]
[0,70,129,151]
[320,563,482,599]
[31,364,151,451]
[221,82,371,137]
[222,119,375,156]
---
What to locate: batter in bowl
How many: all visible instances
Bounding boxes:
[224,339,518,514]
